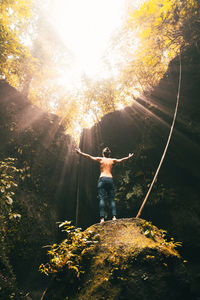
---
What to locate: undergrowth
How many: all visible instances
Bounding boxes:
[138,220,182,250]
[39,221,99,283]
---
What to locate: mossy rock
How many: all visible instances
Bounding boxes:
[42,218,192,300]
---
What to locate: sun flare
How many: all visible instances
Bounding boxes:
[44,0,126,83]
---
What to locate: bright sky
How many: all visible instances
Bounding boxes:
[45,0,127,85]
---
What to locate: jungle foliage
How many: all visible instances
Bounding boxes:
[117,0,200,89]
[0,0,37,89]
[1,0,199,137]
[0,1,200,296]
[0,154,55,298]
[39,221,99,286]
[0,158,24,299]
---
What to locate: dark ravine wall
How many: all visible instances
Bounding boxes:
[78,46,200,297]
[0,80,78,299]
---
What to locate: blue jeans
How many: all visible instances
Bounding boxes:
[98,177,116,218]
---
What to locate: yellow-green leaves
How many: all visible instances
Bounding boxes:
[39,221,99,280]
[0,0,35,88]
[0,157,24,221]
[116,0,199,93]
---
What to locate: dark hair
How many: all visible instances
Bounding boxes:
[102,147,111,157]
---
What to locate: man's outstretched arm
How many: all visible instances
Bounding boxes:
[113,153,134,164]
[76,148,101,162]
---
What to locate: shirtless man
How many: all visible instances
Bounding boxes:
[76,147,134,223]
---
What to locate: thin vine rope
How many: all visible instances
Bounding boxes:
[136,53,182,218]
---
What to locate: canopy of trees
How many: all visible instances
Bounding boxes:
[1,0,39,89]
[0,0,199,138]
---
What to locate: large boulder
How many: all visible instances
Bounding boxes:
[42,218,192,300]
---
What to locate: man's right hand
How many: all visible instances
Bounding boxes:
[75,148,81,154]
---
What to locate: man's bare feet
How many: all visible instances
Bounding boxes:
[100,218,104,224]
[112,216,117,221]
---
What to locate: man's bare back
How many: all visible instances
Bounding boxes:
[99,157,114,177]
